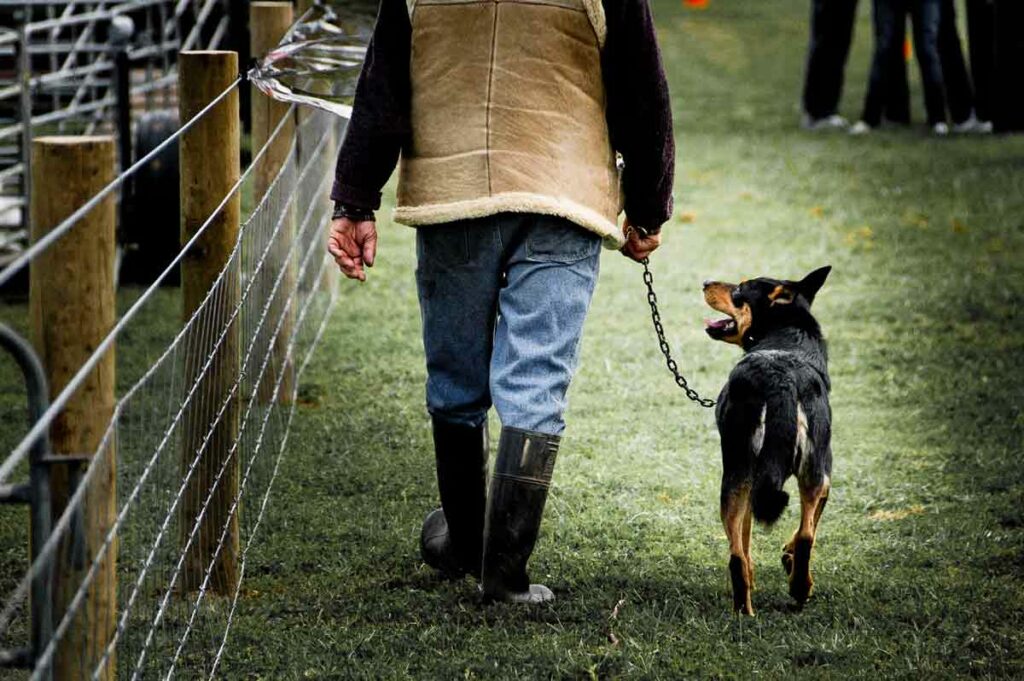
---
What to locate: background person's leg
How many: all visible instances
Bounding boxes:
[884,45,912,123]
[938,0,975,124]
[861,0,905,127]
[803,0,859,121]
[910,0,948,125]
[993,0,1024,131]
[802,0,833,120]
[966,0,996,123]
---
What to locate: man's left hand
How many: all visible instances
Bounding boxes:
[620,218,662,262]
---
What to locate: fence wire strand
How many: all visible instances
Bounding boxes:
[0,98,344,678]
[0,74,243,291]
[0,94,298,644]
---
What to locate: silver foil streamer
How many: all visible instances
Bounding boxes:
[247,2,376,119]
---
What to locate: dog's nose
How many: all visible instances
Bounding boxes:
[702,280,713,290]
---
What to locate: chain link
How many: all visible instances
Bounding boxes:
[640,257,717,408]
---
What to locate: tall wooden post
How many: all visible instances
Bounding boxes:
[250,1,296,403]
[178,51,241,595]
[318,115,340,295]
[29,136,117,680]
[250,2,293,201]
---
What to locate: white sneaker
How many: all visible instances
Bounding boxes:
[953,114,980,134]
[822,114,849,130]
[932,122,950,136]
[849,121,872,136]
[802,113,850,131]
[951,112,994,134]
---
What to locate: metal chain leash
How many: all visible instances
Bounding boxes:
[640,257,717,409]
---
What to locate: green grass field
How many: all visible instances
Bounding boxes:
[209,1,1024,677]
[4,0,1024,677]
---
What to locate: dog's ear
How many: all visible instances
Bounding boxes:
[768,284,796,306]
[796,266,831,305]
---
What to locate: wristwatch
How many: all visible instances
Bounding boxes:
[332,202,375,222]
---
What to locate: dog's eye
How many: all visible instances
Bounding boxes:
[731,292,743,307]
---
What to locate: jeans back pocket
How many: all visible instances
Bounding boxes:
[525,217,602,264]
[417,223,470,270]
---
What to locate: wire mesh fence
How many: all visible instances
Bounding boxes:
[0,87,343,678]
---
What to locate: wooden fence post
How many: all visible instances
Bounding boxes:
[29,136,117,680]
[250,1,296,404]
[317,117,340,295]
[178,50,241,595]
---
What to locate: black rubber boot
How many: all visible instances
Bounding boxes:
[481,427,560,604]
[419,417,489,578]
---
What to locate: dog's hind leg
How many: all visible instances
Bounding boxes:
[722,484,754,615]
[743,504,754,590]
[786,477,830,605]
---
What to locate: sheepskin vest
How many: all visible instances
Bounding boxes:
[394,0,624,248]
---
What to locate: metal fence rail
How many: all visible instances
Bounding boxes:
[0,0,233,267]
[0,61,346,678]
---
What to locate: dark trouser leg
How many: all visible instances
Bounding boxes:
[863,0,908,126]
[938,0,975,123]
[884,46,912,123]
[415,219,503,577]
[803,0,860,119]
[911,0,948,125]
[966,0,996,122]
[993,0,1024,131]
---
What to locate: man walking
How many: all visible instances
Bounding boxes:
[327,0,673,604]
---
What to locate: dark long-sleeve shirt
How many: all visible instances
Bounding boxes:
[332,0,675,231]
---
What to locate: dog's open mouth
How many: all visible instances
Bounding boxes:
[704,316,737,339]
[703,280,750,344]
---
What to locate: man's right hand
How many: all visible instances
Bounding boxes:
[328,217,378,282]
[620,218,662,263]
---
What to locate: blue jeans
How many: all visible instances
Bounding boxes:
[415,213,602,436]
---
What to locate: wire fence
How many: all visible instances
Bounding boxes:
[0,59,346,678]
[0,0,235,267]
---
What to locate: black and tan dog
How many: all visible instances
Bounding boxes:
[702,266,832,615]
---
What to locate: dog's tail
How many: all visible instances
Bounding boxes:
[751,389,798,525]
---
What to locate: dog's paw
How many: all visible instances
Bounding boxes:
[788,577,814,605]
[781,550,794,576]
[787,537,814,604]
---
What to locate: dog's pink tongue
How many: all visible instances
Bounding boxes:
[705,318,731,330]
